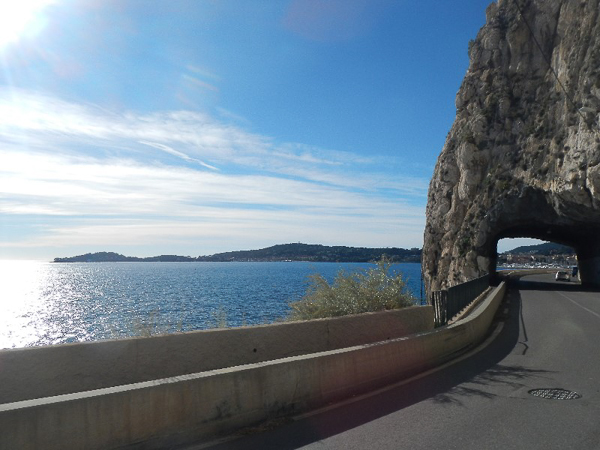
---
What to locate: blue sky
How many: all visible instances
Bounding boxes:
[0,0,536,260]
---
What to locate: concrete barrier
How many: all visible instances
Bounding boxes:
[0,284,505,449]
[0,306,433,403]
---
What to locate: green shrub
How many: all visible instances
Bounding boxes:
[288,257,415,320]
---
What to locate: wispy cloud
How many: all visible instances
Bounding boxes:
[0,88,428,192]
[0,148,421,216]
[139,141,220,170]
[182,74,220,92]
[0,88,427,257]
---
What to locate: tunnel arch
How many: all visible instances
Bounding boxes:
[492,236,577,283]
[483,219,600,288]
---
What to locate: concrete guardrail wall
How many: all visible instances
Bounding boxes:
[0,284,505,449]
[0,306,433,403]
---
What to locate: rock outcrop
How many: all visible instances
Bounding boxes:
[423,0,600,293]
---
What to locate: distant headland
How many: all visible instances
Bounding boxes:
[53,243,422,263]
[53,241,573,264]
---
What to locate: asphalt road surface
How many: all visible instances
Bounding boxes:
[194,274,600,450]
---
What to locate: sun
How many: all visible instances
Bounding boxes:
[0,0,56,48]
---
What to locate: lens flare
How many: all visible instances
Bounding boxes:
[0,0,56,48]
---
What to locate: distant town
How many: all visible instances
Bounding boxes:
[497,242,576,269]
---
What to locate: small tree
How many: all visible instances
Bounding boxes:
[288,256,415,320]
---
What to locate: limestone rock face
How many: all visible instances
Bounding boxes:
[423,0,600,293]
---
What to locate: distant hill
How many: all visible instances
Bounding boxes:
[54,244,422,263]
[196,243,421,263]
[53,252,196,263]
[504,242,575,255]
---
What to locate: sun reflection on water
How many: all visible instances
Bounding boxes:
[0,260,108,348]
[0,260,50,348]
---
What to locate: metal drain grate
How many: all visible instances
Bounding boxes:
[528,388,581,400]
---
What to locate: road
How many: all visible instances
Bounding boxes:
[194,274,600,450]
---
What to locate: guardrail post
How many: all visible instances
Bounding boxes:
[431,290,448,327]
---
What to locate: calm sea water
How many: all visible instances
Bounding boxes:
[0,261,423,349]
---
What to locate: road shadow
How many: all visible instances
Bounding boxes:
[431,364,552,406]
[197,286,539,450]
[431,286,552,406]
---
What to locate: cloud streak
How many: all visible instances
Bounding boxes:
[0,88,427,258]
[139,141,220,170]
[0,88,425,192]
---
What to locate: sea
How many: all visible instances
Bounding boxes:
[0,261,424,349]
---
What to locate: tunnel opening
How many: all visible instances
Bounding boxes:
[495,237,577,277]
[474,184,600,288]
[490,225,587,287]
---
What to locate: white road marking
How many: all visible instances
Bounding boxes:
[557,291,600,320]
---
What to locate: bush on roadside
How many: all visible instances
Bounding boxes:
[288,256,415,320]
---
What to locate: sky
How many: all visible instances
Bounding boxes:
[0,0,539,260]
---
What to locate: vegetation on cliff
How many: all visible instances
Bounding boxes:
[196,243,421,262]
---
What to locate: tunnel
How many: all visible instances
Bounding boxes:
[477,179,600,288]
[486,222,600,289]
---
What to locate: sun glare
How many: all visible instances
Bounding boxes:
[0,0,56,48]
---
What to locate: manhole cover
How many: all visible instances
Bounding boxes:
[528,388,581,400]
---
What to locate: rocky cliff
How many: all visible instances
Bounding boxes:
[423,0,600,293]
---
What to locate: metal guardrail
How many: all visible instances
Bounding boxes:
[431,275,489,327]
